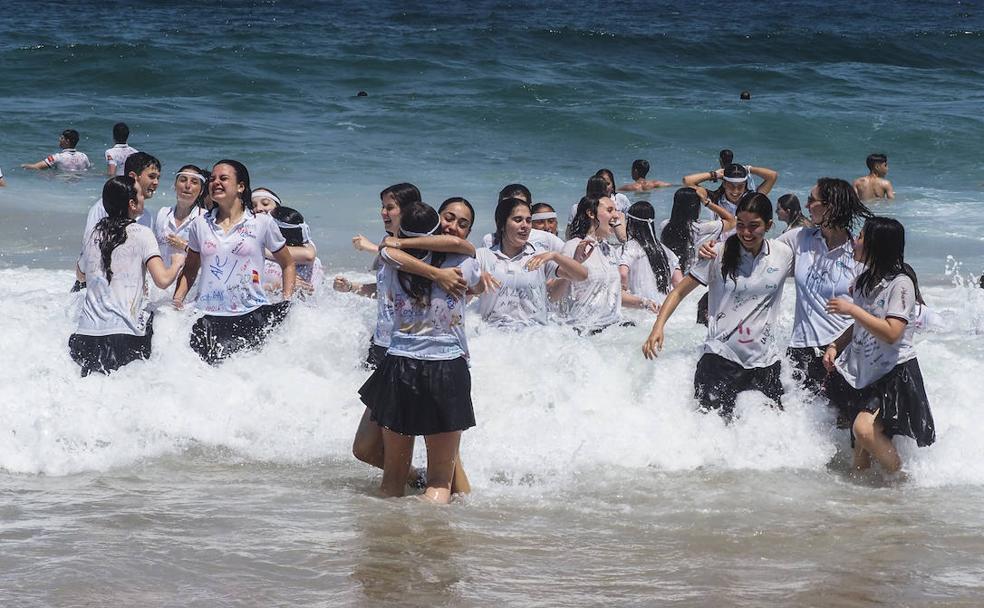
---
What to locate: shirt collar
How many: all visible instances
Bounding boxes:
[491,240,536,261]
[739,239,770,261]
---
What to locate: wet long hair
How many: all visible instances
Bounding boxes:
[594,168,616,195]
[721,192,773,283]
[397,201,444,305]
[498,183,532,203]
[626,201,671,293]
[855,217,924,304]
[380,183,421,209]
[585,175,609,199]
[177,164,209,208]
[567,195,601,240]
[814,177,873,233]
[493,197,531,246]
[213,159,251,212]
[95,176,138,284]
[660,187,702,272]
[271,206,306,246]
[777,193,806,227]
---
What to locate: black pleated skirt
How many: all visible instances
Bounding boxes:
[190,301,290,365]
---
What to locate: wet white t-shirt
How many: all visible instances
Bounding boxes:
[45,149,91,172]
[834,274,918,389]
[619,239,680,305]
[567,193,632,226]
[154,205,205,265]
[560,237,622,331]
[105,144,138,176]
[378,252,481,361]
[76,223,161,337]
[659,218,723,273]
[777,227,863,348]
[186,208,286,316]
[476,242,557,328]
[690,239,795,368]
[481,229,564,253]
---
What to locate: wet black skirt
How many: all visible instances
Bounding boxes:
[69,315,154,377]
[825,358,935,447]
[694,352,783,420]
[787,346,829,394]
[364,340,388,370]
[190,301,290,365]
[358,355,475,436]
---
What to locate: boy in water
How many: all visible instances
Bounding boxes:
[854,153,895,201]
[105,122,138,176]
[618,159,673,192]
[21,129,92,172]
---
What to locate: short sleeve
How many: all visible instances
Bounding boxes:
[619,240,644,268]
[263,215,287,252]
[186,218,203,253]
[460,257,482,288]
[138,226,163,263]
[885,276,916,323]
[663,244,681,271]
[688,244,720,285]
[475,248,494,272]
[44,154,57,168]
[776,226,803,247]
[481,233,494,248]
[561,238,579,259]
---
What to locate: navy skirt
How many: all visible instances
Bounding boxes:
[69,314,154,377]
[190,301,290,365]
[694,352,783,420]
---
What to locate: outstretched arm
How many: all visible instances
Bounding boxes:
[381,247,468,297]
[21,160,48,170]
[146,254,186,289]
[826,298,906,344]
[382,234,476,257]
[642,275,701,359]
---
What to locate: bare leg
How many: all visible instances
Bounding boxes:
[352,408,384,469]
[379,428,414,498]
[451,450,471,495]
[421,431,462,504]
[852,411,901,473]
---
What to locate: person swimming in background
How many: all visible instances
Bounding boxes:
[617,159,673,193]
[70,176,185,376]
[263,206,325,298]
[21,129,92,172]
[854,153,895,201]
[682,162,779,215]
[823,216,935,474]
[531,202,559,236]
[776,193,812,231]
[620,201,684,312]
[643,192,796,420]
[105,122,138,177]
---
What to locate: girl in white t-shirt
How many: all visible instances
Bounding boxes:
[823,217,935,474]
[172,160,297,364]
[263,206,324,298]
[156,165,207,275]
[476,197,588,328]
[358,201,484,504]
[70,177,185,376]
[559,195,625,334]
[620,201,684,312]
[643,193,795,420]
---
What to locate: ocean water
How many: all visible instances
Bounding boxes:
[2,1,984,606]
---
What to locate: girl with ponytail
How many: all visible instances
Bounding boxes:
[642,192,796,420]
[620,201,684,311]
[69,176,185,376]
[823,217,935,474]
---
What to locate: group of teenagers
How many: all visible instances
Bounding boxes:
[65,150,936,504]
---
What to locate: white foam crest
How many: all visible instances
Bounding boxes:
[0,269,982,490]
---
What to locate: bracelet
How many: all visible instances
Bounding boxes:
[709,171,717,181]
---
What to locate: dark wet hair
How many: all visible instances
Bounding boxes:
[740,90,751,100]
[866,153,888,171]
[61,129,80,148]
[568,196,601,240]
[498,183,532,203]
[585,175,609,199]
[855,217,923,305]
[397,201,444,305]
[627,201,670,293]
[272,206,306,247]
[252,187,282,208]
[112,122,129,144]
[719,149,734,167]
[96,176,138,284]
[177,164,209,208]
[631,159,650,179]
[721,192,773,283]
[660,187,702,271]
[777,193,804,226]
[493,197,531,246]
[213,159,251,211]
[124,151,161,177]
[531,202,555,214]
[594,169,616,194]
[380,183,421,209]
[439,196,475,221]
[710,163,750,203]
[815,177,872,232]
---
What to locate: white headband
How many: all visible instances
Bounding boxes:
[252,190,282,206]
[626,211,657,242]
[399,219,442,238]
[176,171,205,182]
[274,218,312,244]
[531,212,557,221]
[722,175,749,184]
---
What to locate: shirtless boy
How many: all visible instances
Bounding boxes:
[617,159,673,192]
[854,153,895,201]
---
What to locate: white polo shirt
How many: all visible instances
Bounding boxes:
[481,228,564,253]
[76,223,161,337]
[690,239,795,368]
[153,205,204,266]
[186,208,286,316]
[105,144,138,176]
[476,242,557,328]
[567,193,632,226]
[378,252,482,361]
[45,149,91,172]
[619,239,680,304]
[777,227,864,348]
[834,274,918,389]
[659,218,724,273]
[560,237,622,331]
